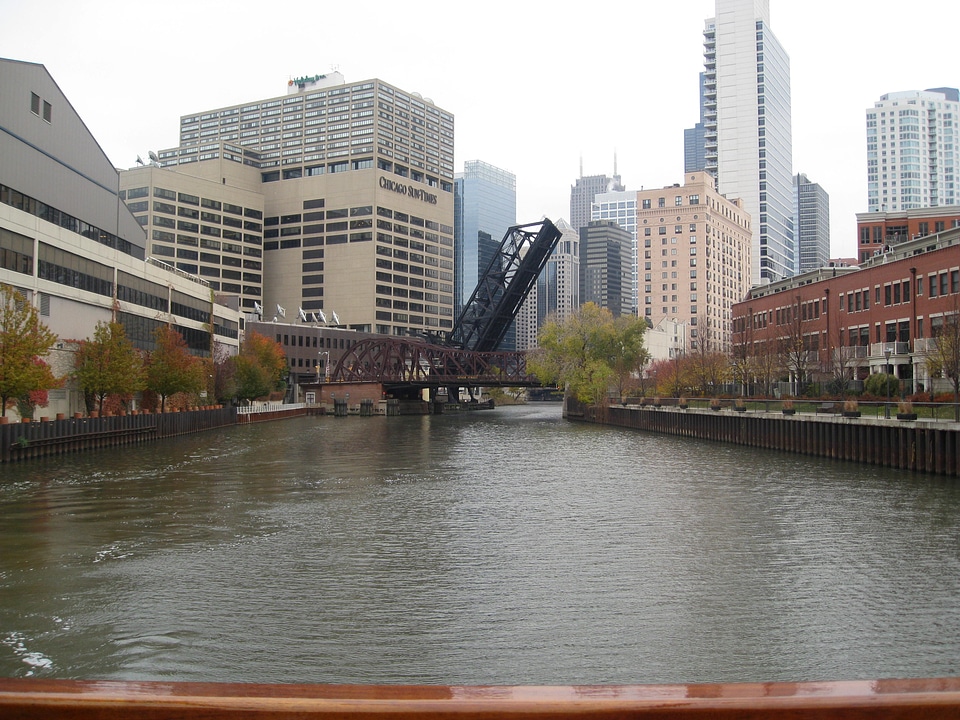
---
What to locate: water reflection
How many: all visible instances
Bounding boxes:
[1,405,959,683]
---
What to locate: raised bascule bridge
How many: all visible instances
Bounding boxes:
[321,218,561,409]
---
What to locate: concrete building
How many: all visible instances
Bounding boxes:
[143,73,456,339]
[866,88,960,213]
[637,172,751,352]
[0,58,241,418]
[794,172,830,273]
[733,227,960,395]
[453,160,516,315]
[569,162,624,233]
[857,206,960,264]
[703,0,794,284]
[579,220,633,318]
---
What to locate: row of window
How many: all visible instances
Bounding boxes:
[2,183,142,259]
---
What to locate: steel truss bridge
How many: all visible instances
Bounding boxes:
[329,337,539,391]
[327,219,562,396]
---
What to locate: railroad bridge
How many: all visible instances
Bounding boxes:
[312,219,561,405]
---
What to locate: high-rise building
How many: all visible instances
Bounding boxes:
[684,73,708,173]
[569,161,624,233]
[703,0,793,284]
[637,172,751,352]
[516,218,580,351]
[453,160,516,315]
[591,189,638,310]
[866,88,960,212]
[579,220,633,318]
[137,73,456,338]
[793,173,830,273]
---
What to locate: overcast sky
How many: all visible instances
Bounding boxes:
[2,0,958,258]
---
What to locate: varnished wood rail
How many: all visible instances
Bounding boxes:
[1,678,959,719]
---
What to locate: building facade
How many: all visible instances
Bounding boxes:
[732,228,960,394]
[857,206,960,264]
[866,88,960,213]
[579,220,633,318]
[703,0,794,284]
[794,172,830,273]
[591,189,638,310]
[684,72,708,173]
[143,73,456,339]
[569,164,624,233]
[453,160,517,315]
[637,172,751,352]
[1,59,241,418]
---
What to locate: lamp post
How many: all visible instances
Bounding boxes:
[884,348,892,419]
[319,351,330,383]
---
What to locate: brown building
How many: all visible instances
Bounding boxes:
[733,227,960,394]
[637,172,751,353]
[857,207,960,264]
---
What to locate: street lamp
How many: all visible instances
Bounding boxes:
[884,347,892,419]
[319,351,330,383]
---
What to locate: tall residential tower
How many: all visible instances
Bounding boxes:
[703,0,793,284]
[866,88,960,212]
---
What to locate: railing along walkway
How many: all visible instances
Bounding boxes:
[1,678,958,719]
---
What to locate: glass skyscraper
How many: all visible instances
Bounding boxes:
[453,159,517,317]
[703,0,794,284]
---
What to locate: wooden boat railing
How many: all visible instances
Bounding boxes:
[1,677,959,719]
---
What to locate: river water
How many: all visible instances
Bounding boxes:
[1,403,959,685]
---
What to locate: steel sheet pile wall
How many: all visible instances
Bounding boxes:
[1,408,236,463]
[569,401,960,477]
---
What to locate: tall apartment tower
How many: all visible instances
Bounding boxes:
[703,0,793,285]
[866,87,960,212]
[637,172,751,352]
[793,173,830,273]
[453,160,517,315]
[133,73,456,338]
[569,160,624,233]
[579,220,634,318]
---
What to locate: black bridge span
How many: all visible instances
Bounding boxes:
[327,219,561,396]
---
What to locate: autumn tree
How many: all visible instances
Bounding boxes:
[232,330,287,402]
[146,325,205,412]
[529,303,648,406]
[74,321,145,414]
[925,298,960,421]
[0,284,60,417]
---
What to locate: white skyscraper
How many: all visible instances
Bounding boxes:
[866,88,960,212]
[704,0,793,284]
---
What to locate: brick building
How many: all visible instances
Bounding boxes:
[733,227,960,394]
[857,207,960,264]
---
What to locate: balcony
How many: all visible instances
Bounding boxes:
[871,342,910,357]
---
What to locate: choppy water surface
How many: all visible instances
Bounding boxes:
[2,404,959,684]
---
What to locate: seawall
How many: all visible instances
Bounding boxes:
[566,400,960,477]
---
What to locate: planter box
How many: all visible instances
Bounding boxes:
[678,404,689,410]
[782,408,796,416]
[897,413,918,421]
[711,406,721,412]
[842,411,861,418]
[734,406,746,412]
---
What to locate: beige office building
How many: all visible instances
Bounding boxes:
[637,172,751,353]
[125,73,456,337]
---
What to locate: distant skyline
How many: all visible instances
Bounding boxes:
[1,0,958,260]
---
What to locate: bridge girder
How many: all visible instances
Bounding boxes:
[329,337,539,388]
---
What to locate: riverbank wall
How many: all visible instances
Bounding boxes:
[0,408,237,463]
[566,399,960,477]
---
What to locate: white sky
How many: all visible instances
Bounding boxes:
[2,0,958,259]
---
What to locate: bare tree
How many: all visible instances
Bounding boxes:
[924,295,960,421]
